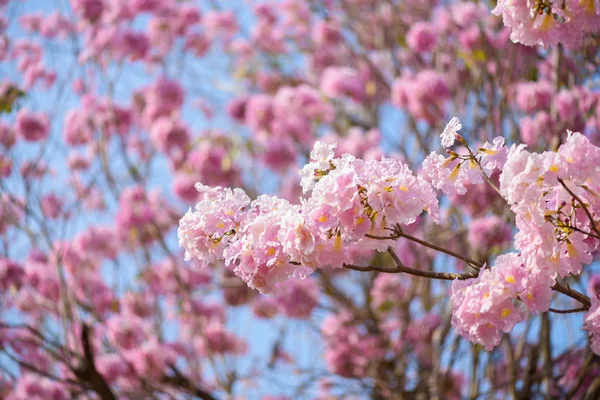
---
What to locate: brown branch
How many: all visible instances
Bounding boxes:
[343,248,477,281]
[551,282,591,310]
[568,225,600,240]
[540,313,552,398]
[548,306,588,314]
[161,366,217,400]
[558,178,600,238]
[72,324,117,400]
[365,227,483,270]
[565,353,596,399]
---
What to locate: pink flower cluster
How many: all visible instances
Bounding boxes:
[7,374,68,400]
[422,136,508,198]
[493,0,600,48]
[321,311,385,378]
[392,70,451,123]
[64,95,133,146]
[180,142,439,293]
[15,109,49,142]
[230,85,334,170]
[116,185,178,246]
[370,273,407,312]
[451,253,530,350]
[501,131,599,279]
[585,298,600,355]
[453,131,600,351]
[467,215,512,251]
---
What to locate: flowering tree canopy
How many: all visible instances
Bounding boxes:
[1,0,600,398]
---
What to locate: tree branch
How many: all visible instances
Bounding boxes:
[559,178,600,238]
[72,324,117,400]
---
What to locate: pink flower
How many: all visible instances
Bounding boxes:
[178,184,251,267]
[492,0,589,48]
[129,0,165,14]
[513,81,554,113]
[67,152,90,171]
[96,354,129,384]
[64,108,93,146]
[74,226,119,260]
[589,275,600,298]
[275,278,319,319]
[406,21,438,53]
[0,258,24,292]
[173,172,200,203]
[312,20,342,45]
[270,84,334,144]
[184,32,211,57]
[71,0,105,23]
[114,30,150,61]
[421,152,476,197]
[244,94,274,132]
[125,339,178,378]
[201,321,247,354]
[227,96,248,122]
[139,77,185,124]
[441,117,462,148]
[106,314,149,350]
[40,193,62,219]
[149,117,190,160]
[180,136,241,187]
[392,70,451,122]
[261,138,298,171]
[7,374,68,400]
[584,297,600,355]
[204,10,239,39]
[15,109,49,142]
[322,311,385,378]
[320,66,365,102]
[468,215,512,250]
[252,295,280,318]
[500,132,599,286]
[117,185,178,246]
[451,253,527,350]
[370,274,406,312]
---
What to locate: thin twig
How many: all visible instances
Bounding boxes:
[559,178,600,238]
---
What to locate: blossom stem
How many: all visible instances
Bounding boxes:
[551,282,591,309]
[558,178,600,238]
[548,306,588,314]
[343,262,477,281]
[366,227,484,270]
[364,227,592,310]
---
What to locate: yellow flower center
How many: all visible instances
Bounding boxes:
[526,292,534,300]
[365,81,377,96]
[333,234,343,252]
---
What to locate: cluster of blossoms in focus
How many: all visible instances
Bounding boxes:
[181,120,600,355]
[493,0,600,47]
[179,141,440,293]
